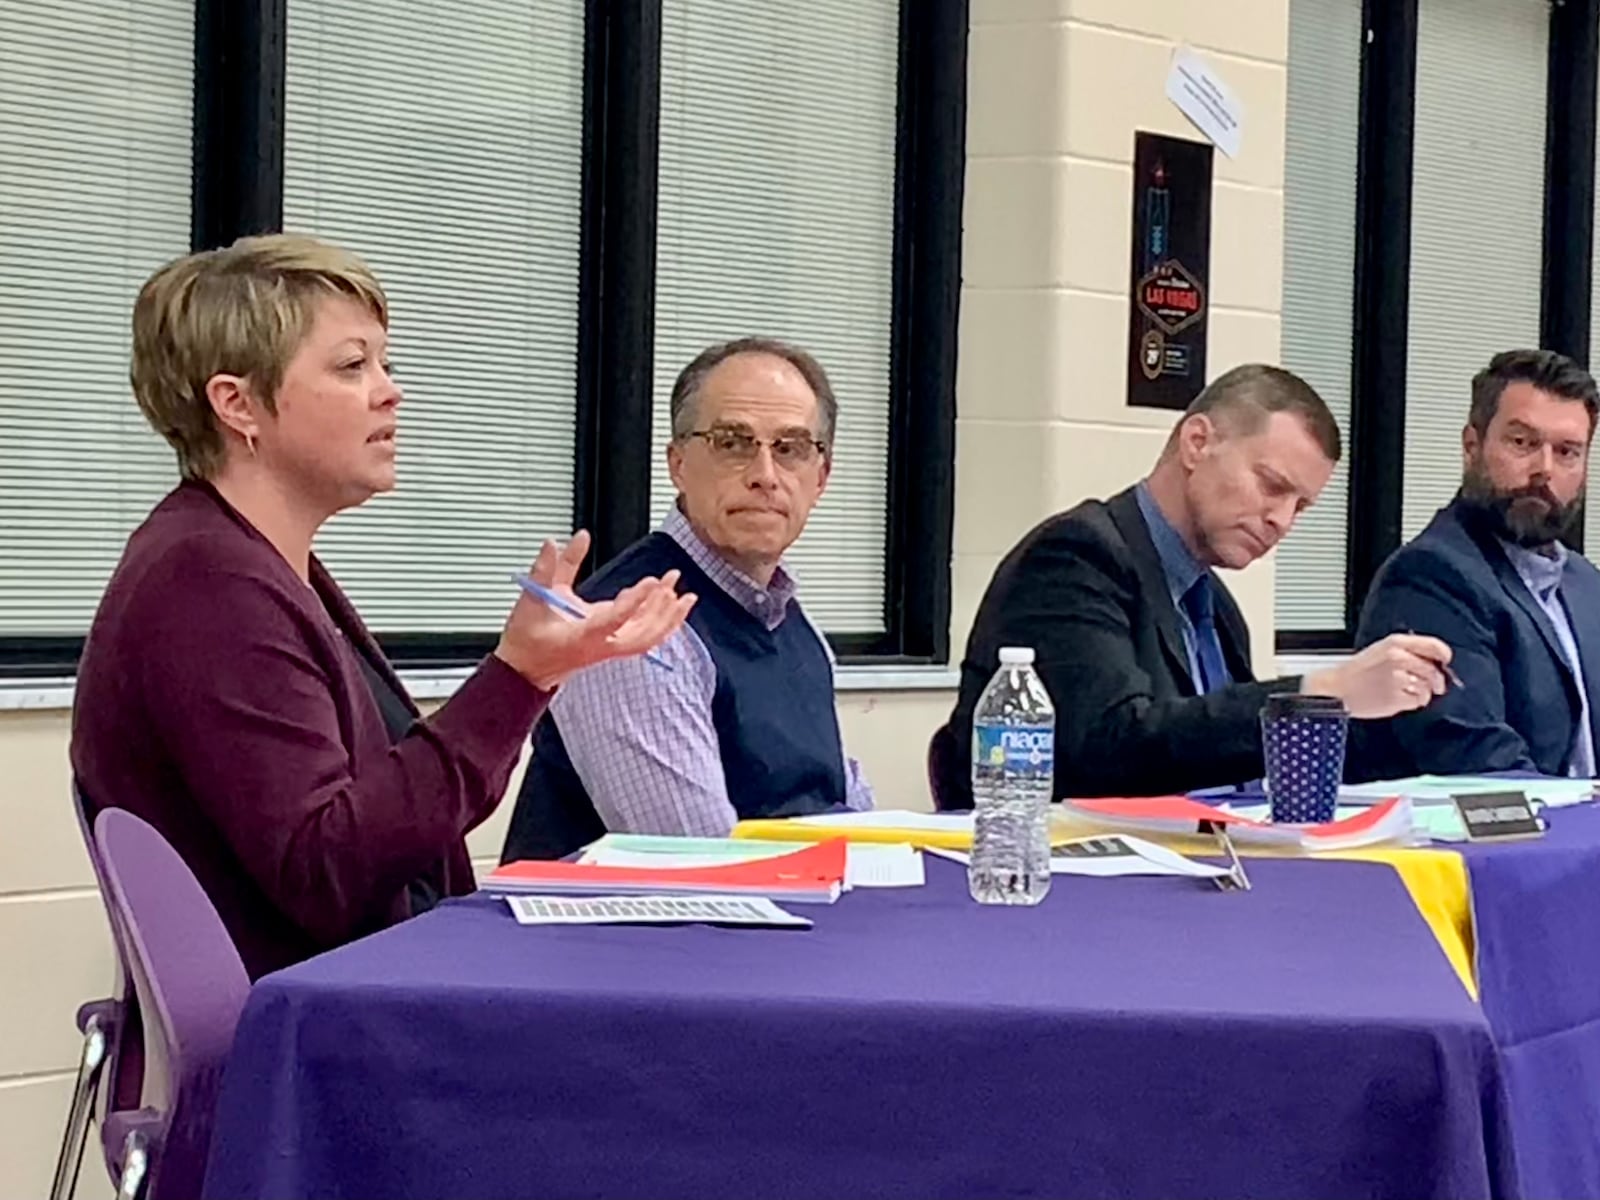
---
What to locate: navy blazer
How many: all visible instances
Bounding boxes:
[1355,498,1600,777]
[932,486,1302,805]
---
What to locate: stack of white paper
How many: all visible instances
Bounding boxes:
[841,843,924,888]
[1222,802,1431,847]
[1065,794,1418,852]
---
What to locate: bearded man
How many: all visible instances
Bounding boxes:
[1357,348,1600,777]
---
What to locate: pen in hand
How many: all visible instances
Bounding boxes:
[512,573,675,671]
[1405,627,1463,689]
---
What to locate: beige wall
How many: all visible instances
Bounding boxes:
[0,2,1290,1194]
[961,0,1287,670]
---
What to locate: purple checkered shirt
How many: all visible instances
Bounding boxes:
[548,507,874,836]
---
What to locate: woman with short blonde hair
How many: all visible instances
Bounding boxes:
[72,233,693,978]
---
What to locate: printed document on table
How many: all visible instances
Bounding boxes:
[930,835,1230,879]
[505,894,812,928]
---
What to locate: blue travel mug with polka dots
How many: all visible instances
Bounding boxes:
[1261,694,1348,824]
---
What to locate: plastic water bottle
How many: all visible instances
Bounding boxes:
[969,646,1055,905]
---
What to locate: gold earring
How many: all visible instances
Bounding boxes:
[245,433,257,459]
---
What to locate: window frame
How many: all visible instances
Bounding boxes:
[0,0,963,677]
[1277,0,1599,653]
[577,0,964,666]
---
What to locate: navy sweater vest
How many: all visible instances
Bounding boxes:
[501,533,848,860]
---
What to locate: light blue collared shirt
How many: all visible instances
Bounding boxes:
[1500,539,1596,777]
[1134,481,1208,691]
[547,507,873,837]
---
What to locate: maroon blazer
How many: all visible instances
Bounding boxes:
[71,482,549,979]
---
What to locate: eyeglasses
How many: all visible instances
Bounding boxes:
[683,428,828,469]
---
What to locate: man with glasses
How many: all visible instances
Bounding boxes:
[501,337,872,860]
[1356,349,1600,777]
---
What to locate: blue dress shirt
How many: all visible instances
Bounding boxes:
[1134,481,1218,693]
[1500,539,1596,777]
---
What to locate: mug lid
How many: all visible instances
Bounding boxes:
[1262,692,1348,718]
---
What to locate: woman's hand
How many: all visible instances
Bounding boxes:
[493,530,696,691]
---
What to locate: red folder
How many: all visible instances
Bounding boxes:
[484,837,848,904]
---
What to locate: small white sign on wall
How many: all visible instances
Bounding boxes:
[1165,44,1244,159]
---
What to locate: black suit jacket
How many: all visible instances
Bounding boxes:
[931,486,1301,807]
[1355,498,1600,777]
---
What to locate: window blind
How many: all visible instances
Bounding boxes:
[0,0,193,635]
[284,0,584,632]
[1276,0,1362,633]
[1404,0,1547,540]
[650,0,899,635]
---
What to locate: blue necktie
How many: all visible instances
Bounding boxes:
[1181,576,1230,695]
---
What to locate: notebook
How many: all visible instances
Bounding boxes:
[579,833,925,889]
[485,837,847,904]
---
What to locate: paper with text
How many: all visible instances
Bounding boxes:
[1165,45,1243,158]
[931,835,1230,879]
[505,894,812,928]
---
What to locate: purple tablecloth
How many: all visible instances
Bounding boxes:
[204,857,1514,1200]
[1461,803,1600,1199]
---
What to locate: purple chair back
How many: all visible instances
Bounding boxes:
[72,786,144,1118]
[94,807,249,1200]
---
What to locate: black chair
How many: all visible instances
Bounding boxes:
[927,724,968,812]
